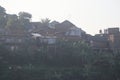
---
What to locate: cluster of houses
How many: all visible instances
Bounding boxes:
[30,20,86,44]
[0,20,120,51]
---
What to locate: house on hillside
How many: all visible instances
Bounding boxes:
[90,27,120,51]
[48,21,60,29]
[54,20,86,40]
[65,27,82,37]
[30,20,86,43]
[31,33,57,45]
[107,28,120,50]
[28,20,89,45]
[90,34,109,49]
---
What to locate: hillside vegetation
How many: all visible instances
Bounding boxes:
[0,41,120,80]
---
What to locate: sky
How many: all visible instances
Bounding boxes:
[1,0,120,35]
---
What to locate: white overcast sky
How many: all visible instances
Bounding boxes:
[1,0,120,35]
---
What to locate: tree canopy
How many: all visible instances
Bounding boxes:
[0,6,6,15]
[18,12,32,20]
[41,18,51,27]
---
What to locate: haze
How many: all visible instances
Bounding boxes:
[1,0,120,35]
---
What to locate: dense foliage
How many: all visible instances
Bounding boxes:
[0,40,120,80]
[0,6,32,31]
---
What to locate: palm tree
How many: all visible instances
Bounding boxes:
[41,18,51,27]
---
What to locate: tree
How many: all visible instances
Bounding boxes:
[0,6,6,15]
[0,6,7,28]
[18,12,32,30]
[18,12,32,21]
[41,18,51,27]
[5,14,27,34]
[5,14,18,29]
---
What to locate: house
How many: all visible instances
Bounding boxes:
[54,20,86,40]
[48,21,60,29]
[90,34,109,49]
[65,27,82,37]
[90,27,120,51]
[108,27,119,34]
[31,33,57,45]
[108,34,120,49]
[30,20,86,43]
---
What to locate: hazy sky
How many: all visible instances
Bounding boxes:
[1,0,120,35]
